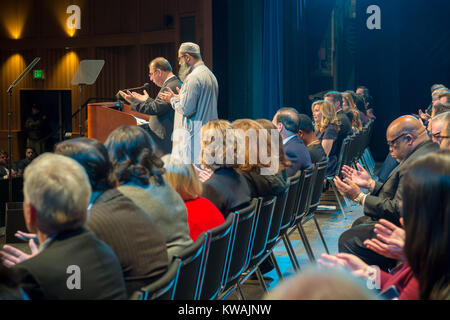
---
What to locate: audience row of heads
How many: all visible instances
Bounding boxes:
[21,121,285,236]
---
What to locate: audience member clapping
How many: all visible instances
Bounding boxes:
[1,153,127,299]
[320,150,450,300]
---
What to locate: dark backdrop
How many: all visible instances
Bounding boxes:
[213,0,450,161]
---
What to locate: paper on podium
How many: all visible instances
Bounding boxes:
[133,116,149,125]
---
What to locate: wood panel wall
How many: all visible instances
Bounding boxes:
[0,0,212,161]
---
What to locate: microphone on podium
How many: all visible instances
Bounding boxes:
[116,83,151,101]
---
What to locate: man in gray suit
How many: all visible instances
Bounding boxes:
[159,43,219,164]
[334,115,439,270]
[119,57,182,155]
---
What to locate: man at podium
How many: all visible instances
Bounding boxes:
[119,58,182,155]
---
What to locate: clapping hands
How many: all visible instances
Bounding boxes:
[341,163,372,190]
[364,219,405,261]
[0,231,39,267]
[158,87,180,103]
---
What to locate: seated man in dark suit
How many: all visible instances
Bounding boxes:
[297,114,327,164]
[333,116,439,270]
[1,153,127,299]
[273,108,313,177]
[120,57,182,155]
[324,91,353,155]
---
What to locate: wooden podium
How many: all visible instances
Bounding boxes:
[87,102,150,142]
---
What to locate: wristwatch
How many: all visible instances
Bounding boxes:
[353,192,365,204]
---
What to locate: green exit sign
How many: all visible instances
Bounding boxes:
[33,69,44,79]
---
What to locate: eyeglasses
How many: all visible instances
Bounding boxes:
[433,132,450,144]
[387,133,407,147]
[148,69,158,78]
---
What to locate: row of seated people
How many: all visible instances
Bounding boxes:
[0,147,37,180]
[314,83,450,300]
[2,83,449,300]
[0,106,331,299]
[266,85,450,300]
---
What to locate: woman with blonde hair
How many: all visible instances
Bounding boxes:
[312,100,341,176]
[200,120,252,218]
[342,92,363,131]
[162,155,224,242]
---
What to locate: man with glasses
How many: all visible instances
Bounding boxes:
[119,57,181,155]
[435,111,450,149]
[334,115,439,270]
[159,42,219,164]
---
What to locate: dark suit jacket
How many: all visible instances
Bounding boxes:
[86,188,169,297]
[202,167,252,219]
[14,228,127,300]
[284,135,313,177]
[132,76,182,155]
[237,169,288,199]
[364,140,440,224]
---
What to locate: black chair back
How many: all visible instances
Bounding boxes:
[294,168,315,224]
[139,257,181,300]
[222,199,258,289]
[279,170,301,235]
[265,186,289,251]
[5,202,26,244]
[173,232,208,300]
[247,196,276,267]
[198,213,235,300]
[308,159,329,214]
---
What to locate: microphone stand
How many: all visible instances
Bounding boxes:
[6,57,40,202]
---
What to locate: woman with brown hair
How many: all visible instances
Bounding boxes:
[105,125,192,259]
[312,100,341,176]
[162,155,224,242]
[232,119,288,198]
[342,92,363,131]
[200,120,252,218]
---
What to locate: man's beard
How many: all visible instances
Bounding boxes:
[178,61,192,82]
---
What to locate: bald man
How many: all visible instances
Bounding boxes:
[335,115,439,269]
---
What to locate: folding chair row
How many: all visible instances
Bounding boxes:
[131,159,333,301]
